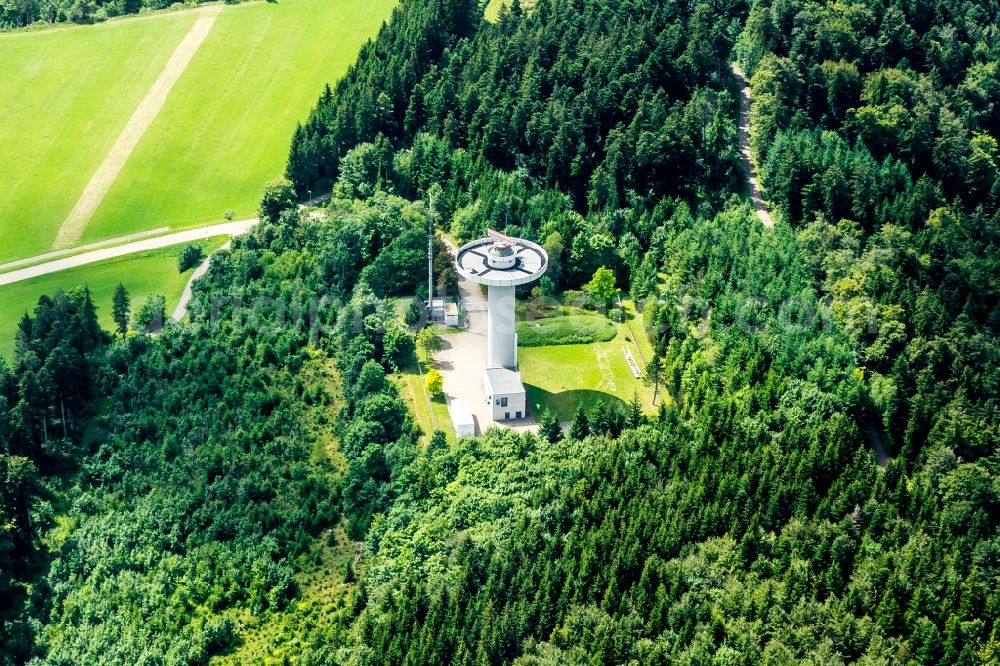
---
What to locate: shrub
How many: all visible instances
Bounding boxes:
[134,295,167,333]
[404,299,423,327]
[258,178,297,224]
[178,244,204,272]
[516,315,617,347]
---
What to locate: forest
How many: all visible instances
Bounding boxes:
[1,0,998,663]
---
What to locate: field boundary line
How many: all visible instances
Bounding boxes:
[53,4,223,249]
[1,219,255,287]
[0,227,170,273]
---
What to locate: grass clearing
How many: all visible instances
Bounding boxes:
[82,0,396,245]
[0,11,197,263]
[519,302,658,421]
[0,236,226,360]
[396,359,456,445]
[484,0,536,21]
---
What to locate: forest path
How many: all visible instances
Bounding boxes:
[731,63,774,229]
[732,66,891,466]
[170,238,231,322]
[53,5,223,249]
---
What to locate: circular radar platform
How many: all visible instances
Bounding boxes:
[455,230,548,287]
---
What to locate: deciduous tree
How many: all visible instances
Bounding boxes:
[424,368,443,395]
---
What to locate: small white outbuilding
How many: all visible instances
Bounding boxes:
[483,367,527,421]
[449,399,476,437]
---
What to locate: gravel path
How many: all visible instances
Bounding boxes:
[0,226,170,273]
[732,63,774,229]
[53,5,223,249]
[169,195,332,322]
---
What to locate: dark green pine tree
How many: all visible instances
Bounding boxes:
[538,409,562,443]
[626,393,644,429]
[569,404,589,440]
[78,286,103,352]
[111,283,130,339]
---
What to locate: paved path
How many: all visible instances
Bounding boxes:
[0,227,171,273]
[0,219,256,287]
[436,237,492,433]
[5,193,329,288]
[53,5,223,249]
[732,63,774,229]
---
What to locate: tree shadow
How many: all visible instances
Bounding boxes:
[524,385,629,422]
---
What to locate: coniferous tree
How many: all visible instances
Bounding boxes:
[626,394,644,429]
[568,405,589,440]
[111,283,130,340]
[645,354,665,404]
[538,410,562,443]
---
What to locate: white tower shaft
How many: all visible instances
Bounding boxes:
[455,233,546,372]
[486,285,517,369]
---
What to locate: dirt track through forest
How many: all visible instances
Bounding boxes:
[731,63,774,229]
[53,5,223,249]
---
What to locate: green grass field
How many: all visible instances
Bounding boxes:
[0,237,226,360]
[0,12,198,263]
[518,302,659,421]
[82,0,396,244]
[0,0,395,263]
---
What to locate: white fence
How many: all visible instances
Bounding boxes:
[623,347,642,378]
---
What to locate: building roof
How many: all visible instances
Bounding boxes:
[455,236,548,287]
[449,399,475,427]
[484,367,525,395]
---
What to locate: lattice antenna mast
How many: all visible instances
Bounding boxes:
[427,192,436,313]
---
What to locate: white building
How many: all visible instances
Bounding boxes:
[449,399,476,437]
[455,230,548,370]
[483,367,527,421]
[455,229,548,425]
